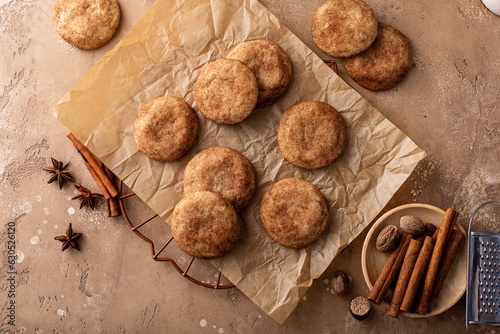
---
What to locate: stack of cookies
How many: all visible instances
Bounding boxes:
[194,39,293,124]
[172,147,256,259]
[312,0,412,91]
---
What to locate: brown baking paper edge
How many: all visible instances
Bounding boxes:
[50,0,427,323]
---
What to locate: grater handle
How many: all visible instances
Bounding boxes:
[466,202,500,334]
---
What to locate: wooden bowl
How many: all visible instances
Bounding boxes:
[361,203,466,318]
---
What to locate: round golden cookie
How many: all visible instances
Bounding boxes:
[171,191,240,259]
[278,101,346,170]
[260,178,329,249]
[184,147,256,212]
[194,58,258,124]
[226,39,293,108]
[312,0,378,58]
[53,0,121,50]
[133,96,198,162]
[344,24,412,91]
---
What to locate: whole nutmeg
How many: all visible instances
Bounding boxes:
[350,296,371,320]
[331,270,349,296]
[376,225,400,253]
[400,215,425,236]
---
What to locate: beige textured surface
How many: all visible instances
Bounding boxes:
[1,0,499,333]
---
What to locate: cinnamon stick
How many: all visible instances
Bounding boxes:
[368,234,408,303]
[388,239,423,318]
[414,208,459,314]
[103,164,121,217]
[375,234,412,305]
[67,133,118,198]
[400,236,436,312]
[81,157,111,199]
[416,223,437,243]
[430,230,464,305]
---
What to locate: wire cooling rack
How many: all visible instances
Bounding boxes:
[117,180,235,289]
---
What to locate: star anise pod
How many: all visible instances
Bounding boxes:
[72,184,103,210]
[42,157,75,190]
[54,223,83,251]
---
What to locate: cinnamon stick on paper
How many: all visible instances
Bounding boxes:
[400,236,436,313]
[430,230,464,305]
[67,133,118,198]
[375,234,413,305]
[414,208,459,314]
[368,233,409,303]
[387,239,423,318]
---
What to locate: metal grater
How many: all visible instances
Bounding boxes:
[466,202,500,333]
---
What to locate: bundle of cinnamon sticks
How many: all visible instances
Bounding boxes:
[68,133,121,217]
[368,208,464,318]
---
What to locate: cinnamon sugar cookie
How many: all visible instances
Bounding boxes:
[184,147,255,212]
[53,0,121,50]
[171,191,240,259]
[312,0,377,57]
[134,96,198,162]
[260,178,329,249]
[226,39,293,107]
[344,24,412,91]
[278,101,346,169]
[194,58,258,124]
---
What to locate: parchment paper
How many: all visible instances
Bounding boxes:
[50,0,427,323]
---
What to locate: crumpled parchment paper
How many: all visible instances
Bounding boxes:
[50,0,427,323]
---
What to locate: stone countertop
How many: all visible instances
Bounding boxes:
[1,0,499,333]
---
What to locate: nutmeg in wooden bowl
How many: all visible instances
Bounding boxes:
[361,203,466,318]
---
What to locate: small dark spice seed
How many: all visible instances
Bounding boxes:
[54,223,82,251]
[42,157,75,190]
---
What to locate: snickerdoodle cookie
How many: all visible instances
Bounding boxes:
[226,39,293,107]
[133,96,198,162]
[184,147,255,212]
[344,24,412,91]
[171,191,240,259]
[194,58,258,124]
[260,178,329,249]
[312,0,378,57]
[53,0,121,50]
[278,101,346,169]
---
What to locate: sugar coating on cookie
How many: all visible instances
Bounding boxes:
[184,147,256,212]
[53,0,121,50]
[344,24,412,91]
[278,101,346,170]
[260,178,329,249]
[134,96,198,162]
[226,39,293,108]
[194,58,258,124]
[312,0,377,58]
[171,191,240,259]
